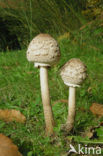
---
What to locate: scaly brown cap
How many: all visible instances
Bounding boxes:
[60,58,87,86]
[27,34,60,66]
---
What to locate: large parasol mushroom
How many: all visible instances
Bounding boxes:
[27,34,60,135]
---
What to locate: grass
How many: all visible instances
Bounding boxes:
[0,0,84,50]
[0,31,103,155]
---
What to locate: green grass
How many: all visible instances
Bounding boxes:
[0,32,103,155]
[0,0,85,51]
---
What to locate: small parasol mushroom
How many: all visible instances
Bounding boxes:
[60,58,87,133]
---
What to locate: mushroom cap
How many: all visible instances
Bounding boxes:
[60,58,87,86]
[27,34,60,66]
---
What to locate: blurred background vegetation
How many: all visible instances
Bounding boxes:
[0,0,103,51]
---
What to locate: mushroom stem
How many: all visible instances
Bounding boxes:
[40,66,54,136]
[66,86,76,132]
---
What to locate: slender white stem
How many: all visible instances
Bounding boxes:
[40,66,54,135]
[66,86,76,132]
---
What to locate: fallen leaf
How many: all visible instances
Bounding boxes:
[82,127,96,139]
[53,99,68,106]
[0,109,26,123]
[90,103,103,117]
[27,71,33,74]
[82,131,94,139]
[82,122,103,140]
[86,132,94,139]
[87,87,92,93]
[0,133,22,156]
[78,107,86,112]
[60,99,68,103]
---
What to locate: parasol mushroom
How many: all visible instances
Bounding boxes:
[60,58,87,133]
[27,34,60,135]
